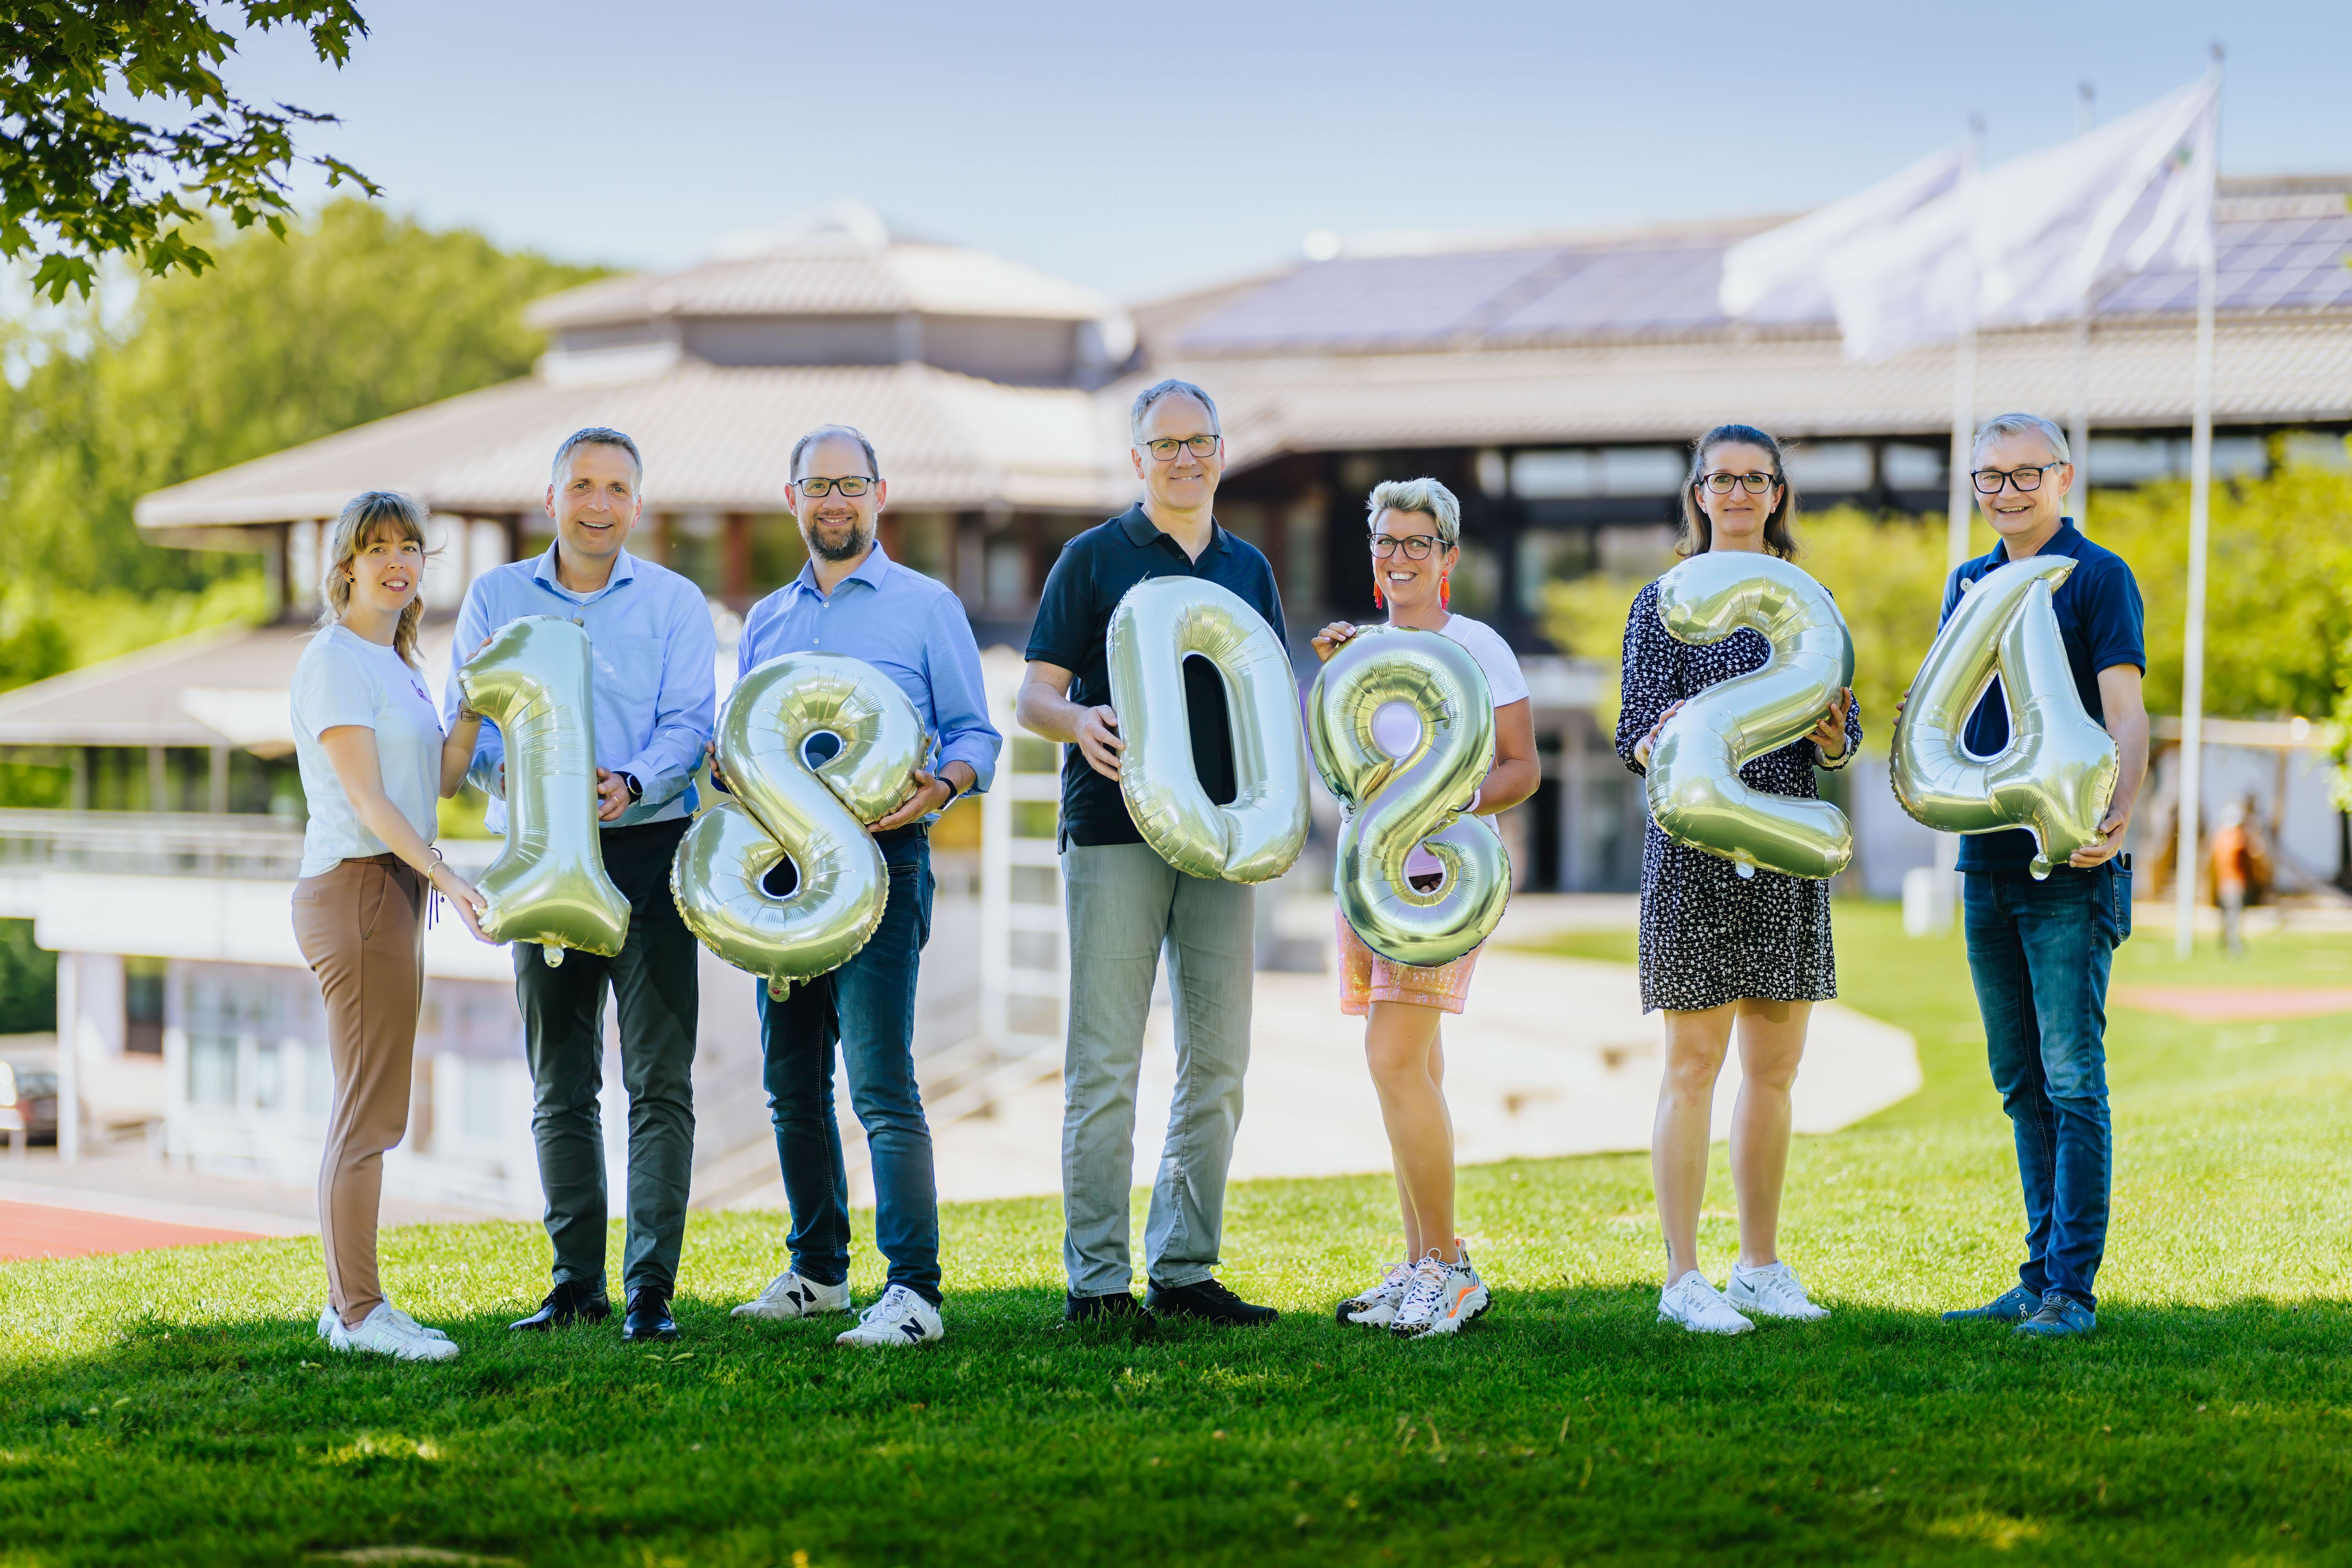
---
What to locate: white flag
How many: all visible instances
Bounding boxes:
[1719,142,1966,323]
[1827,73,2219,362]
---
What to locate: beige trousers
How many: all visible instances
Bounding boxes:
[292,853,426,1328]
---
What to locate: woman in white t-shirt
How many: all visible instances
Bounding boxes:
[289,491,492,1364]
[1310,477,1540,1340]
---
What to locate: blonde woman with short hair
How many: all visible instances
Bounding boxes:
[1311,477,1540,1338]
[289,491,493,1362]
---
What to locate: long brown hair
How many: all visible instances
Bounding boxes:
[1677,423,1799,560]
[317,491,431,668]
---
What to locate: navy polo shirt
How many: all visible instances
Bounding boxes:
[1939,520,2145,874]
[1026,505,1287,850]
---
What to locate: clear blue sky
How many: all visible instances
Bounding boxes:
[231,0,2349,301]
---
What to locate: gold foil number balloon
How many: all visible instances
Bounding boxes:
[1645,552,1856,880]
[1105,576,1311,882]
[1308,626,1508,967]
[458,617,632,965]
[671,652,926,997]
[1891,554,2118,878]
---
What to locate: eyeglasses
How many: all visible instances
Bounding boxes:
[1370,534,1441,560]
[1141,435,1221,462]
[1699,472,1778,495]
[795,475,874,497]
[1972,463,2063,495]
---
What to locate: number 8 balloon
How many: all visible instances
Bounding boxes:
[1643,552,1856,880]
[1308,626,1508,968]
[1890,554,2118,878]
[458,616,632,965]
[671,652,926,997]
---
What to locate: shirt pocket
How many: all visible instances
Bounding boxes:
[593,635,669,748]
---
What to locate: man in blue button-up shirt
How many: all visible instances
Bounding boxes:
[721,424,999,1348]
[443,427,717,1344]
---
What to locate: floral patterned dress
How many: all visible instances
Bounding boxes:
[1614,576,1862,1014]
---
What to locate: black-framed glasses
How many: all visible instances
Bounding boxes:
[1973,463,2063,495]
[796,475,874,497]
[1700,472,1777,495]
[1370,533,1440,560]
[1142,435,1221,461]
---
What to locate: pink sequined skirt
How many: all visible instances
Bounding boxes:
[1335,909,1481,1016]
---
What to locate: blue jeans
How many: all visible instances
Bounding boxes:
[755,834,939,1304]
[1962,859,2129,1310]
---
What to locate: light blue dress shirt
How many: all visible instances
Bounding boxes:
[444,544,718,833]
[736,543,1001,803]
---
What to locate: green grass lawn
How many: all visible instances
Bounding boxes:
[8,904,2352,1565]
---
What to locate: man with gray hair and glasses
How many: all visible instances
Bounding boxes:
[1929,412,2147,1341]
[1017,378,1284,1326]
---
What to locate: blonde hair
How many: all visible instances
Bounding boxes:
[317,491,432,668]
[1365,477,1461,548]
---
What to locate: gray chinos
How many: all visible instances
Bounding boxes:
[1060,842,1255,1298]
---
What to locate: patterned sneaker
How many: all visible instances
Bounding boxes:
[1941,1284,2042,1324]
[732,1269,852,1321]
[1388,1256,1450,1338]
[2012,1290,2096,1339]
[1657,1270,1753,1335]
[1726,1260,1829,1321]
[1394,1251,1491,1339]
[1336,1263,1415,1328]
[329,1302,461,1362]
[835,1284,944,1348]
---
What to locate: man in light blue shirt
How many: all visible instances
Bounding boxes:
[443,426,717,1345]
[722,424,999,1349]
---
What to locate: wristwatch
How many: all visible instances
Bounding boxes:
[619,772,643,803]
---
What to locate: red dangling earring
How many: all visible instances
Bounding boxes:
[1372,580,1384,609]
[1440,574,1451,609]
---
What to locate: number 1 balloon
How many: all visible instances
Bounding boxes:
[1308,626,1509,968]
[457,617,632,965]
[1890,554,2118,878]
[670,652,926,997]
[1643,552,1856,880]
[1105,576,1311,882]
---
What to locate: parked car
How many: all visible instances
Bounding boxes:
[0,1060,58,1145]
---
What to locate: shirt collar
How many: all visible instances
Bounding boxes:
[1989,519,2083,566]
[1119,504,1229,557]
[790,540,894,601]
[532,542,639,601]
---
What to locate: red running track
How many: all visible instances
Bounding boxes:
[0,1200,267,1261]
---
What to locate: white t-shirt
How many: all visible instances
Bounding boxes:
[290,625,445,878]
[1369,613,1531,759]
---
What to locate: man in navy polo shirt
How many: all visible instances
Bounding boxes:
[1016,378,1284,1327]
[1935,412,2149,1340]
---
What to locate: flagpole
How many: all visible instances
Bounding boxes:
[2069,81,2096,528]
[1933,116,1984,931]
[2172,48,2223,960]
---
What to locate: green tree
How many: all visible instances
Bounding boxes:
[2,1,374,299]
[0,200,604,595]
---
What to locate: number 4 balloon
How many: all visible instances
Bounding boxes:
[1891,555,2118,879]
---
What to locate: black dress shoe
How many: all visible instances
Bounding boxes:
[509,1280,612,1332]
[1145,1277,1278,1326]
[621,1290,678,1343]
[1063,1289,1143,1322]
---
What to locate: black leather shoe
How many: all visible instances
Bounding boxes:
[1145,1277,1278,1326]
[1063,1290,1143,1322]
[509,1280,612,1332]
[621,1290,678,1343]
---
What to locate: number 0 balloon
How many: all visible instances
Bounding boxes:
[1105,577,1311,882]
[1643,552,1856,880]
[670,652,926,996]
[1308,627,1508,968]
[457,617,632,964]
[1890,554,2118,878]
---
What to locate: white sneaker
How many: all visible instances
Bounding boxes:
[1394,1250,1491,1339]
[731,1269,852,1321]
[1657,1270,1753,1335]
[329,1301,461,1362]
[1336,1263,1415,1328]
[834,1283,943,1348]
[1726,1260,1830,1321]
[320,1303,449,1341]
